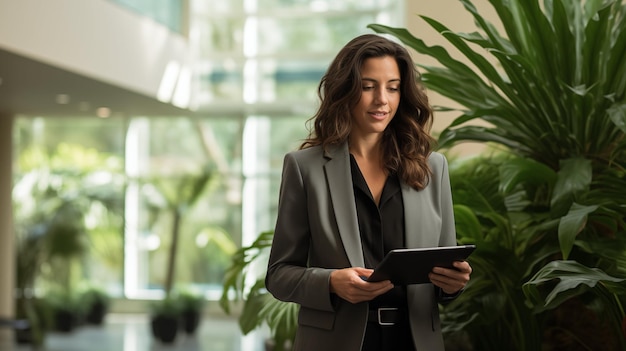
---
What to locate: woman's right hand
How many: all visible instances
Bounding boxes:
[329,267,393,304]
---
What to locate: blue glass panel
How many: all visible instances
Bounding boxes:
[109,0,184,34]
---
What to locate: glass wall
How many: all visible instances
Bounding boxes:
[110,0,186,34]
[12,0,404,301]
[189,0,405,253]
[123,117,243,298]
[190,0,403,107]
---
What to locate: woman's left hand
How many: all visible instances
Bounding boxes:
[429,261,472,295]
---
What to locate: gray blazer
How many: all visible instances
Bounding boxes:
[266,142,457,351]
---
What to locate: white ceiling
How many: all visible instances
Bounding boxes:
[0,48,191,118]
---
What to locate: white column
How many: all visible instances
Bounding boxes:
[0,115,15,344]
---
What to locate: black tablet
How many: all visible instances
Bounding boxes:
[366,244,476,285]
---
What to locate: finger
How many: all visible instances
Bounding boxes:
[354,267,374,276]
[452,261,472,273]
[341,287,389,304]
[366,282,394,295]
[343,281,393,303]
[432,266,460,277]
[359,278,392,288]
[429,276,463,294]
[432,266,470,280]
[430,268,466,284]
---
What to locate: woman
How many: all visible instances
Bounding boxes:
[265,34,472,351]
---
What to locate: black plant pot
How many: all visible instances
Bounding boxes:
[85,301,107,325]
[12,320,36,345]
[151,314,179,343]
[53,309,77,333]
[15,326,35,345]
[181,309,201,334]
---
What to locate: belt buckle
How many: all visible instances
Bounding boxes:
[377,307,398,326]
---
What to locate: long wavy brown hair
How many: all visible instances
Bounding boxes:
[301,34,435,190]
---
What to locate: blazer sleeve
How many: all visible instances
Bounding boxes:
[265,152,335,312]
[433,152,464,303]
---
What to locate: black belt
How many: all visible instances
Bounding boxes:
[367,307,404,326]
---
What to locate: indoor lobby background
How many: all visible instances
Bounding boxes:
[0,0,491,349]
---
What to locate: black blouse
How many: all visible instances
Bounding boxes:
[350,154,407,308]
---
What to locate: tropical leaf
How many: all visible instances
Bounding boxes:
[260,298,299,351]
[453,204,482,242]
[550,157,592,215]
[219,230,298,348]
[219,230,273,313]
[238,279,268,334]
[498,157,556,194]
[607,102,626,133]
[523,260,626,348]
[558,203,599,259]
[523,260,625,311]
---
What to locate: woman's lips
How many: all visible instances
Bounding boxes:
[369,111,388,120]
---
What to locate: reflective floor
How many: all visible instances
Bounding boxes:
[5,313,269,351]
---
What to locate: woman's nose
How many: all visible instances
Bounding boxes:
[374,88,388,105]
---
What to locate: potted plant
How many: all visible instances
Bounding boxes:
[142,167,215,297]
[142,166,215,343]
[44,289,86,333]
[13,144,125,344]
[41,200,90,333]
[220,230,298,351]
[177,290,205,334]
[79,286,111,325]
[14,225,50,346]
[369,0,626,349]
[149,297,181,344]
[14,196,89,338]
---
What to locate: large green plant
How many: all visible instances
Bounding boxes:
[370,0,626,349]
[444,154,626,350]
[219,230,298,351]
[15,144,125,294]
[14,143,125,343]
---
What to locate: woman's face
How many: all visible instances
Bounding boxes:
[350,55,401,141]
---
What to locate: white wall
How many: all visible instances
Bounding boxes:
[0,0,191,101]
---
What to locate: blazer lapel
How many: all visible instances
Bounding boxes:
[402,183,439,248]
[324,143,365,267]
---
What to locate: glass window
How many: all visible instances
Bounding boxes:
[196,60,244,104]
[237,59,326,103]
[190,0,404,108]
[255,14,381,55]
[192,0,244,16]
[195,18,245,54]
[124,117,242,299]
[273,61,326,101]
[242,116,308,242]
[257,0,396,12]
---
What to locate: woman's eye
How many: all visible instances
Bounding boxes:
[388,87,399,92]
[362,86,374,90]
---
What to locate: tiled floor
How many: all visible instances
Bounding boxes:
[4,313,269,351]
